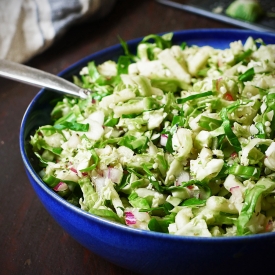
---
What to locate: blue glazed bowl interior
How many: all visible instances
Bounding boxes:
[20,29,275,275]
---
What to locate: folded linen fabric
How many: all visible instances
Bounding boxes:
[0,0,116,63]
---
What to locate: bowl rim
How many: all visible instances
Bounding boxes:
[20,28,275,242]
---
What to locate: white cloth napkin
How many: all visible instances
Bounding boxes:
[0,0,116,63]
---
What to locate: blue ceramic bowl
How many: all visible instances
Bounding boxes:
[20,29,275,275]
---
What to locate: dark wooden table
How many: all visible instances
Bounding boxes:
[0,1,236,274]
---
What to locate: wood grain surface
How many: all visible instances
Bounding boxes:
[0,1,234,274]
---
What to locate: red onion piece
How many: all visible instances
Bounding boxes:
[53,182,68,192]
[103,167,122,183]
[265,220,273,232]
[230,186,243,202]
[70,167,78,174]
[125,211,136,225]
[216,77,223,91]
[160,134,168,147]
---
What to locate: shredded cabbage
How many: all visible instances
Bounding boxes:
[30,33,275,237]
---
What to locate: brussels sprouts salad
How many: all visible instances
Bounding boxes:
[30,33,275,237]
